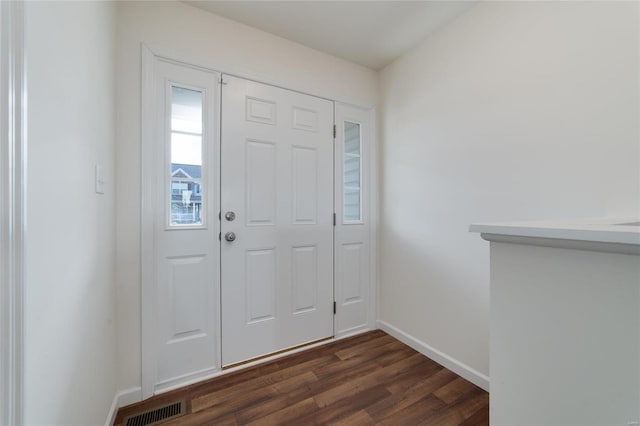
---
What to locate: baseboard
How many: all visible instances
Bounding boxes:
[335,324,371,339]
[104,387,142,426]
[376,320,490,392]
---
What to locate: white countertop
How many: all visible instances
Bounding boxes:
[470,218,640,246]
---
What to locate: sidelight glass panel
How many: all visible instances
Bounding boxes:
[170,86,204,226]
[343,121,361,222]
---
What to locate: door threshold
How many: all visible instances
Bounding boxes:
[223,336,334,370]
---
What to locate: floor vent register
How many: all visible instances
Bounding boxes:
[121,400,186,426]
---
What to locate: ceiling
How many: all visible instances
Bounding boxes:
[184,1,477,70]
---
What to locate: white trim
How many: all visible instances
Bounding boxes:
[0,2,26,425]
[140,44,157,400]
[377,320,490,392]
[104,387,143,426]
[368,108,380,328]
[336,324,370,337]
[116,386,143,410]
[481,233,639,256]
[104,395,118,426]
[367,107,378,331]
[154,366,219,394]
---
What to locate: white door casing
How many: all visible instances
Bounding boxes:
[220,75,334,366]
[142,54,220,396]
[0,1,26,423]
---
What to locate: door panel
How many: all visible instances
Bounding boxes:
[245,248,277,323]
[221,75,334,366]
[292,147,319,223]
[334,103,372,336]
[246,140,276,225]
[292,245,318,314]
[152,60,220,389]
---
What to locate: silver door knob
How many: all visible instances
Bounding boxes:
[225,211,236,221]
[224,232,236,242]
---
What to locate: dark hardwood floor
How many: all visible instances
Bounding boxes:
[115,331,488,425]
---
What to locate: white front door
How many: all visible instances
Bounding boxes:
[220,75,334,366]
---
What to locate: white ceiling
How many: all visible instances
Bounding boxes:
[184,1,477,70]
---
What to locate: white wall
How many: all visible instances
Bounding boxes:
[491,241,639,425]
[24,1,118,424]
[115,1,377,394]
[378,1,639,382]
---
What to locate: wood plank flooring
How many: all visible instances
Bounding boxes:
[114,331,488,425]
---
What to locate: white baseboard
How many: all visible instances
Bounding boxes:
[104,387,142,426]
[335,324,371,339]
[376,320,490,392]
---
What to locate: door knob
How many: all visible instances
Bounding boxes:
[225,211,236,221]
[224,232,236,242]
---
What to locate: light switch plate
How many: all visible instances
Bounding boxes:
[95,164,105,194]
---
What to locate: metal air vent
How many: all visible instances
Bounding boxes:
[122,400,185,426]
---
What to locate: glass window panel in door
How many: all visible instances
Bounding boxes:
[343,121,361,222]
[170,86,204,226]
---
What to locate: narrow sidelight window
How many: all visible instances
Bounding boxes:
[343,121,361,222]
[169,86,204,226]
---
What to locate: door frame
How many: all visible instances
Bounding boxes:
[141,45,377,398]
[0,1,26,424]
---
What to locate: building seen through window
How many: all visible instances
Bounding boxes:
[171,163,202,224]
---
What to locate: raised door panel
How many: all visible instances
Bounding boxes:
[292,146,318,224]
[246,97,277,125]
[340,243,364,305]
[292,245,318,314]
[292,107,318,132]
[245,248,277,324]
[245,140,276,226]
[167,255,208,342]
